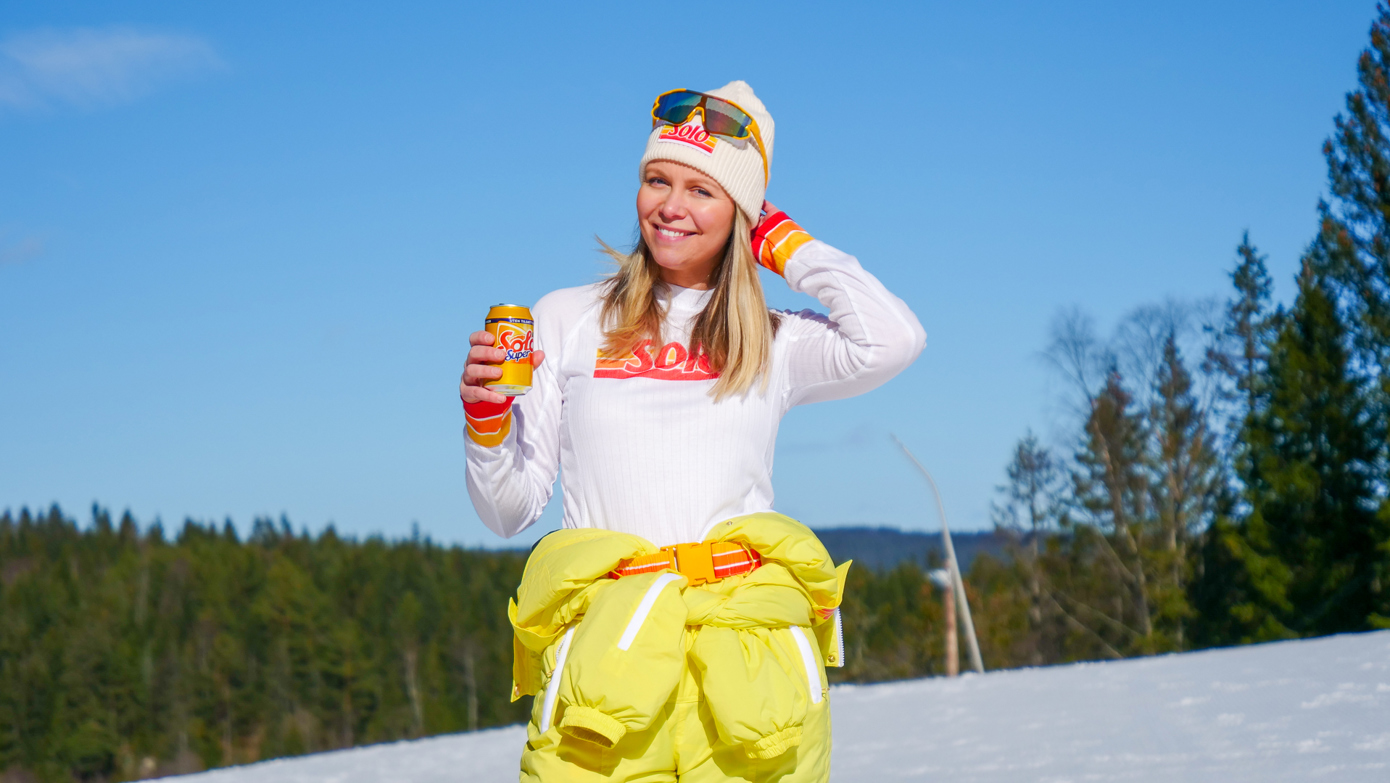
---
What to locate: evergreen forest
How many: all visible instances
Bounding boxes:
[8,6,1390,783]
[983,5,1390,664]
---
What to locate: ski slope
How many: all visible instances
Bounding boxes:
[171,631,1389,782]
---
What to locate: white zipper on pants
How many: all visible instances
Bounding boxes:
[617,572,683,651]
[539,624,577,733]
[790,626,823,704]
[833,607,845,668]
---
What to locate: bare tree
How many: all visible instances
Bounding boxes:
[1114,298,1193,409]
[1045,306,1108,413]
[992,431,1063,665]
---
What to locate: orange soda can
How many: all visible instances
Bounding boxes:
[484,304,534,396]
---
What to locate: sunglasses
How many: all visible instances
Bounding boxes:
[651,89,769,186]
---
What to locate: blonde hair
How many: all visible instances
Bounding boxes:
[599,209,779,400]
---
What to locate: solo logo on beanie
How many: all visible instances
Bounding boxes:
[657,115,717,156]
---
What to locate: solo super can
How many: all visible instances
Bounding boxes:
[484,304,534,396]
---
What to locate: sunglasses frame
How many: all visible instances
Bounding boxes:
[651,89,769,186]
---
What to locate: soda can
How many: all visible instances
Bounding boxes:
[484,304,534,396]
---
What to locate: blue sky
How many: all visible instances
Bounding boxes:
[1,1,1379,546]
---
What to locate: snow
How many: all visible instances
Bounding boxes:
[831,631,1389,781]
[171,631,1390,782]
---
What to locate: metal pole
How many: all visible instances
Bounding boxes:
[893,436,985,674]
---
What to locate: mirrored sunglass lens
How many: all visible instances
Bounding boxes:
[654,92,703,124]
[703,101,752,138]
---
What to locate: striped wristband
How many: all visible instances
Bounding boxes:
[750,211,814,276]
[464,398,513,447]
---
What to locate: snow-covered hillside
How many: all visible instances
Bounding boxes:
[172,631,1389,782]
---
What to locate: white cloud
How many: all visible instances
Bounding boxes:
[0,26,221,111]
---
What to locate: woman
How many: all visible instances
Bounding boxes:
[461,81,924,782]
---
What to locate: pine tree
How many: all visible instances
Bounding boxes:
[1319,3,1390,625]
[1235,252,1384,638]
[1191,237,1276,648]
[1071,368,1156,651]
[1324,4,1390,378]
[1150,333,1221,649]
[1207,235,1276,429]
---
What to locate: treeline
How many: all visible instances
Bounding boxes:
[984,7,1390,666]
[0,505,526,782]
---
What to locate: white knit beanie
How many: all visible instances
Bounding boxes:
[638,80,774,221]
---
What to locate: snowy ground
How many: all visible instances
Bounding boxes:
[171,631,1390,782]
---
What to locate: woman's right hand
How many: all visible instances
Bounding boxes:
[460,330,545,406]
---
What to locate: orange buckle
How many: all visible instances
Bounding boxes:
[669,542,717,586]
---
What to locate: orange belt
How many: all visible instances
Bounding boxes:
[610,541,762,586]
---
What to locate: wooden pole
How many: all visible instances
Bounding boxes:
[894,436,985,674]
[944,577,959,676]
[930,569,960,676]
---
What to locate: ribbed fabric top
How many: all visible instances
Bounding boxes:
[464,240,925,547]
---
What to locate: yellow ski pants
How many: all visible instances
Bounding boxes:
[520,626,831,782]
[508,513,847,782]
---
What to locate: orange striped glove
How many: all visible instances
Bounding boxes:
[464,398,513,447]
[750,211,814,277]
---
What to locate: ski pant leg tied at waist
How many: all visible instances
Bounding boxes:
[510,514,850,770]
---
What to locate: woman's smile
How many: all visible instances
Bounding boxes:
[653,225,696,241]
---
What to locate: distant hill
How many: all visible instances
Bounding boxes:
[812,527,1012,572]
[504,527,1014,572]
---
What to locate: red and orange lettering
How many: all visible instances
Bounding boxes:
[594,340,718,381]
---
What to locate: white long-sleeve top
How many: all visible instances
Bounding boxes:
[465,238,925,546]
